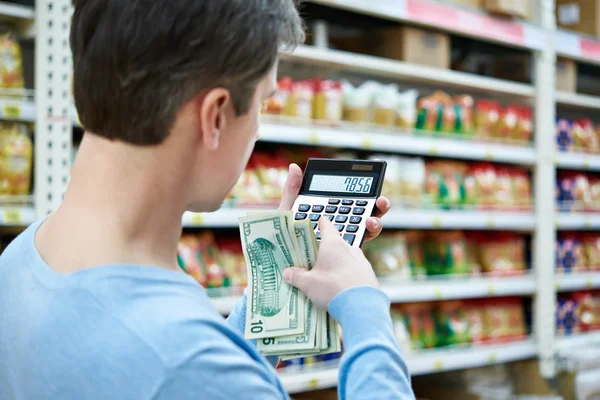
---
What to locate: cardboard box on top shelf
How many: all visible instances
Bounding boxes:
[556,0,600,37]
[484,0,533,20]
[445,0,482,9]
[369,26,451,69]
[493,54,577,92]
[556,58,577,93]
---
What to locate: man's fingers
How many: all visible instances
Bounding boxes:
[318,216,340,240]
[283,267,311,293]
[373,196,391,219]
[364,217,383,243]
[278,163,303,211]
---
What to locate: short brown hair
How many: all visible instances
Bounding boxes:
[70,0,304,145]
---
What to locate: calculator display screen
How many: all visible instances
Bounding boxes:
[310,175,374,194]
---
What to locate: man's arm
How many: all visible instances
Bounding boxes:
[329,287,415,400]
[152,320,289,400]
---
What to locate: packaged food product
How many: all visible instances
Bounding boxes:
[216,238,247,288]
[494,167,515,209]
[395,89,419,130]
[556,235,586,274]
[573,119,599,153]
[574,291,600,331]
[582,234,600,271]
[558,172,591,211]
[313,79,342,122]
[471,233,526,276]
[471,163,497,209]
[253,153,288,201]
[494,105,519,142]
[196,231,227,289]
[453,94,475,135]
[288,80,314,120]
[0,34,24,89]
[405,230,426,277]
[363,232,411,279]
[422,231,470,276]
[513,106,533,143]
[426,161,468,209]
[177,235,208,287]
[590,177,600,211]
[397,302,436,350]
[475,99,501,139]
[556,118,573,152]
[511,169,532,210]
[434,300,471,347]
[399,156,425,207]
[372,83,398,127]
[263,77,292,115]
[0,123,32,195]
[557,297,581,336]
[416,91,455,133]
[463,300,486,344]
[341,81,370,123]
[482,298,526,342]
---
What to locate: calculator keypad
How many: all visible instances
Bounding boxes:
[293,196,375,248]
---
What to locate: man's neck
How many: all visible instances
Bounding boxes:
[35,134,191,275]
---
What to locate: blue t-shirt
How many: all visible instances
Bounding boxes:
[0,220,414,399]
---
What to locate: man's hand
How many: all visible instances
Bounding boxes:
[283,217,379,309]
[278,163,391,243]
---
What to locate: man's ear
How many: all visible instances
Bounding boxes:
[198,88,230,151]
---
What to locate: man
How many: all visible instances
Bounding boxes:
[0,1,414,399]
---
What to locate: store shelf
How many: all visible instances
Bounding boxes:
[556,152,600,171]
[556,91,600,110]
[279,340,537,393]
[283,45,535,98]
[308,0,544,51]
[0,1,34,20]
[556,29,600,66]
[557,213,600,230]
[0,97,35,122]
[557,332,600,351]
[259,120,537,165]
[384,209,535,230]
[556,273,600,292]
[0,205,35,226]
[380,275,535,302]
[184,208,536,230]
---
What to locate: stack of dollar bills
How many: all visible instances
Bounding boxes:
[239,211,341,360]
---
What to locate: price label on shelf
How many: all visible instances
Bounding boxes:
[433,286,443,300]
[488,352,498,363]
[583,157,591,170]
[3,103,21,119]
[433,360,444,372]
[484,148,494,161]
[360,137,372,150]
[429,145,439,156]
[190,214,205,226]
[308,131,320,146]
[3,208,22,225]
[487,283,496,296]
[432,216,442,228]
[585,216,592,229]
[486,217,496,228]
[307,378,320,390]
[586,278,594,289]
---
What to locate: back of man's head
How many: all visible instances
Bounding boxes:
[70,0,304,146]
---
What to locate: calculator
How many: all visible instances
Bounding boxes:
[292,158,387,247]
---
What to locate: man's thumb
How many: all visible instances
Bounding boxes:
[283,267,310,292]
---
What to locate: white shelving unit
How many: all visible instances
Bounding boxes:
[28,0,600,395]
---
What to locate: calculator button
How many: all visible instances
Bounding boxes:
[309,213,321,222]
[316,231,321,240]
[325,206,338,213]
[328,199,341,205]
[339,206,351,214]
[335,224,345,232]
[295,212,307,220]
[349,216,362,224]
[335,215,348,223]
[356,200,368,206]
[346,225,359,233]
[343,234,356,245]
[327,215,335,221]
[342,199,354,206]
[312,205,324,213]
[353,207,366,215]
[298,204,311,212]
[312,222,318,230]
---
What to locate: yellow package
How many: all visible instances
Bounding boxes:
[0,123,32,195]
[0,34,24,89]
